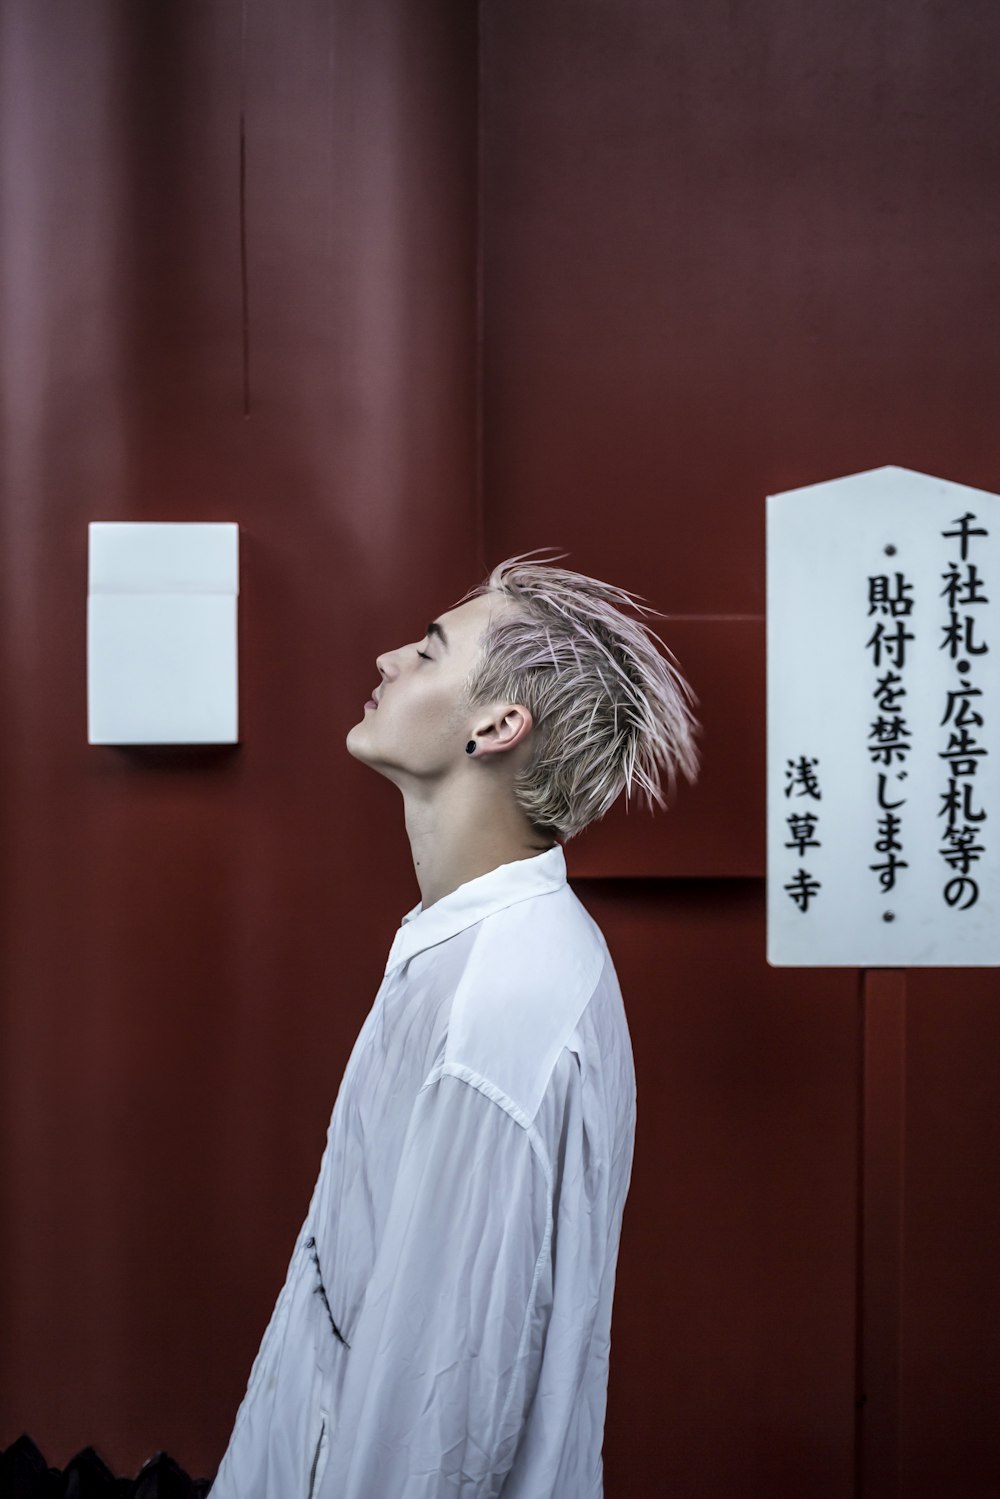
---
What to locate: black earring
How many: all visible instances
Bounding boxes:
[466,741,476,754]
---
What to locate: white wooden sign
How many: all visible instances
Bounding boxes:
[767,466,999,967]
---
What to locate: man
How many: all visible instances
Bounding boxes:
[210,550,701,1498]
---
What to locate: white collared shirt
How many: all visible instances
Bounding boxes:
[210,845,636,1499]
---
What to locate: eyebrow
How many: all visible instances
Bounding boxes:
[426,620,450,650]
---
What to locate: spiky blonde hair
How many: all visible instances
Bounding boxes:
[453,549,702,842]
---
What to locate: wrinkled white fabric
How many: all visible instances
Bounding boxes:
[210,844,636,1499]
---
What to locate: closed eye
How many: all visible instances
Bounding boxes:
[416,650,433,661]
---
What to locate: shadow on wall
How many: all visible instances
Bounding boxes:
[0,1435,214,1497]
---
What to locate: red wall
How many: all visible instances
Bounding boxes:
[2,3,999,1495]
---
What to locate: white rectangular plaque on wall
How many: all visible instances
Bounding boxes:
[88,521,239,745]
[767,465,999,967]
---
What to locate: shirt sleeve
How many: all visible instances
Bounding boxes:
[316,1068,553,1499]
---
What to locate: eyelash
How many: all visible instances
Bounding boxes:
[416,650,432,661]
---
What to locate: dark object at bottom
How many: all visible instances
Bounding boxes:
[0,1436,214,1498]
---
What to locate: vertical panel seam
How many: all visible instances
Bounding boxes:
[239,0,251,416]
[855,969,906,1499]
[474,0,485,569]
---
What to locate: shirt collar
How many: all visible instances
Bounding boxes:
[384,844,567,974]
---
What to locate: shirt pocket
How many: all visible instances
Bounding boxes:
[307,1408,330,1499]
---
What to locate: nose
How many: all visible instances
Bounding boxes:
[376,648,403,686]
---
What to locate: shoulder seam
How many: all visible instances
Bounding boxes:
[419,1061,553,1192]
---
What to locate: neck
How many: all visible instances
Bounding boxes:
[402,787,556,909]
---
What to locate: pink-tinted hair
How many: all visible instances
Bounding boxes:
[453,549,702,841]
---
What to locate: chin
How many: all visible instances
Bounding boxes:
[345,725,381,765]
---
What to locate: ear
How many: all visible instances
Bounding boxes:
[470,705,534,757]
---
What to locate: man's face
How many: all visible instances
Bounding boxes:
[346,592,515,784]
